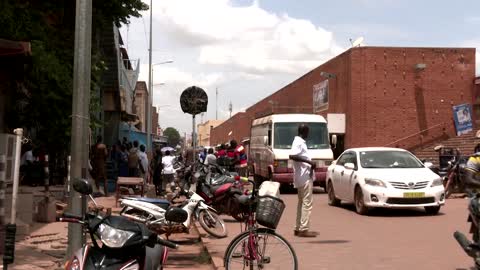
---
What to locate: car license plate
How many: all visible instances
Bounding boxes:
[403,192,425,198]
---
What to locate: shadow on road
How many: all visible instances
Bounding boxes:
[306,240,350,244]
[333,203,446,218]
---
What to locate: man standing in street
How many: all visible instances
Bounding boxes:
[138,145,149,184]
[162,150,176,192]
[289,124,318,238]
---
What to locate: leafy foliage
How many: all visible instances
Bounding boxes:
[163,127,181,147]
[0,0,147,178]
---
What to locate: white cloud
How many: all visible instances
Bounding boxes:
[121,0,342,133]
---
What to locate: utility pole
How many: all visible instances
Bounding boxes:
[215,88,218,120]
[146,0,153,154]
[67,0,92,258]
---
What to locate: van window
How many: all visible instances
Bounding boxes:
[273,122,329,149]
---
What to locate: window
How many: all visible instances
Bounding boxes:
[359,151,423,168]
[273,122,329,149]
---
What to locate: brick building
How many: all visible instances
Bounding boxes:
[211,47,476,155]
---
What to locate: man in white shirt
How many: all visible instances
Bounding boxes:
[138,145,149,184]
[205,148,217,166]
[162,150,176,192]
[289,124,318,238]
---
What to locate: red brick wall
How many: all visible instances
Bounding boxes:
[348,47,475,149]
[211,47,476,150]
[210,112,250,145]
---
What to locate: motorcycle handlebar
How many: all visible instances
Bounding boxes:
[158,238,179,249]
[62,212,83,220]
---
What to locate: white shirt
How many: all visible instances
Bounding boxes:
[290,136,312,188]
[162,155,176,175]
[205,154,217,165]
[138,151,149,175]
[21,150,34,166]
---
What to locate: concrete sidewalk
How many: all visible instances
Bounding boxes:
[1,195,213,270]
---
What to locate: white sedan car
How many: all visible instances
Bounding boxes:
[326,147,445,215]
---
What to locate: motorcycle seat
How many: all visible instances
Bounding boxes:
[124,197,171,210]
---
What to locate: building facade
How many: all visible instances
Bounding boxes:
[133,81,148,132]
[197,119,226,147]
[211,46,476,154]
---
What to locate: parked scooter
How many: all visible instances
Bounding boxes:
[120,189,228,238]
[454,191,480,269]
[60,178,183,270]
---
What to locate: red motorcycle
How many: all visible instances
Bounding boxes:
[183,161,247,221]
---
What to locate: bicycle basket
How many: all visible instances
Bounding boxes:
[255,195,285,229]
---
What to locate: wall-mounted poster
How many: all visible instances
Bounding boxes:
[453,103,473,136]
[313,80,329,112]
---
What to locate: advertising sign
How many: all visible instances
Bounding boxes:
[313,80,329,112]
[453,103,473,136]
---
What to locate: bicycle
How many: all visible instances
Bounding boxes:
[223,178,298,270]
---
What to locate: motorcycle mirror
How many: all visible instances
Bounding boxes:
[73,178,93,195]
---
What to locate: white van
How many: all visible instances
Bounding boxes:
[250,114,336,188]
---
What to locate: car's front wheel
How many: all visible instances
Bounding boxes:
[354,186,369,215]
[424,206,441,215]
[327,181,341,206]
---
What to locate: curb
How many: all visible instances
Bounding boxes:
[193,222,222,270]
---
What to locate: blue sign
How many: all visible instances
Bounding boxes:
[453,104,473,136]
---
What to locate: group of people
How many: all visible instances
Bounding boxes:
[198,139,248,177]
[90,136,178,196]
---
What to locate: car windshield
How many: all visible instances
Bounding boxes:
[273,122,329,149]
[359,151,424,168]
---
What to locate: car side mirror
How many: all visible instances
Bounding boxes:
[344,163,355,170]
[73,178,93,195]
[424,162,434,169]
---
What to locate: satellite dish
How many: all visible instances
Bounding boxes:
[180,86,208,116]
[350,36,364,47]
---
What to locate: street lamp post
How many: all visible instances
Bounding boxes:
[147,61,173,153]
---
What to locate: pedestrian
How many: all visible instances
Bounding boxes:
[232,140,248,177]
[205,148,217,166]
[200,148,207,164]
[138,145,149,184]
[91,135,108,195]
[151,148,164,196]
[216,144,227,157]
[162,150,176,192]
[474,143,480,154]
[118,145,129,177]
[20,143,34,185]
[128,140,140,177]
[289,124,318,238]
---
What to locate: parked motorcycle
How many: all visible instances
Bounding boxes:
[181,161,247,221]
[454,191,480,269]
[60,178,183,270]
[120,189,228,239]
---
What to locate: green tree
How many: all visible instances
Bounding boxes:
[163,127,181,147]
[0,0,148,178]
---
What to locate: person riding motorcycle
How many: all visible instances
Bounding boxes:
[464,152,480,192]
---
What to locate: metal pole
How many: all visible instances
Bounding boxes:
[11,129,22,224]
[216,88,218,120]
[192,115,196,165]
[66,155,71,199]
[67,0,92,259]
[0,155,6,226]
[44,155,49,198]
[146,0,153,154]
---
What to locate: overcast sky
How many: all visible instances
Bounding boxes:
[120,0,480,135]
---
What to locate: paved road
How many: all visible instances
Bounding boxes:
[200,191,475,270]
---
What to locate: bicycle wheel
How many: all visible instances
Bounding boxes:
[224,228,298,270]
